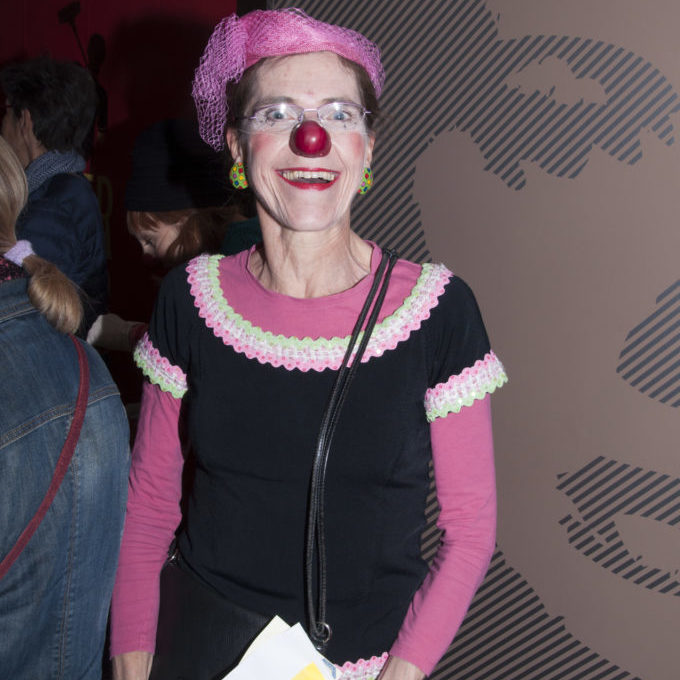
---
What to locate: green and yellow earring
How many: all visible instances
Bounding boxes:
[230,161,248,190]
[357,166,373,194]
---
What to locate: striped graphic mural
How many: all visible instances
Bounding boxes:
[267,1,680,678]
[421,474,645,679]
[272,0,680,264]
[617,280,680,407]
[429,551,640,680]
[558,456,680,596]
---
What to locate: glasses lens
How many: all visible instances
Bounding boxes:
[246,102,366,133]
[250,103,301,131]
[318,102,365,130]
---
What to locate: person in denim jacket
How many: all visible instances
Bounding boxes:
[0,137,130,679]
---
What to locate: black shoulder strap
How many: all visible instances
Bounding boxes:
[305,247,398,652]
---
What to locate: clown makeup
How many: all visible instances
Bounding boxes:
[228,52,374,236]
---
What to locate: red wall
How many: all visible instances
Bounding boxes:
[2,0,238,129]
[1,0,238,401]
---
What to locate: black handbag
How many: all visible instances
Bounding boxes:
[150,555,269,680]
[150,248,398,679]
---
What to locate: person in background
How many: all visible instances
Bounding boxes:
[0,136,129,679]
[0,55,108,334]
[111,9,507,680]
[87,118,261,351]
[126,118,259,266]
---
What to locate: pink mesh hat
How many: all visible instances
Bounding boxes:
[192,8,385,150]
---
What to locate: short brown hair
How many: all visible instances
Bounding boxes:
[1,56,97,156]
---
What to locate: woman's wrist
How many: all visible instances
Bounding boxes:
[111,651,153,680]
[377,654,426,680]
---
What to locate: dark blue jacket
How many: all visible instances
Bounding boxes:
[16,172,108,333]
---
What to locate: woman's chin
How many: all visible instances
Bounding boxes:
[263,206,350,235]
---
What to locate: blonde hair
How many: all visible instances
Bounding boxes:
[0,138,83,333]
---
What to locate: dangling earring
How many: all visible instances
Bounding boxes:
[357,167,373,195]
[230,161,248,190]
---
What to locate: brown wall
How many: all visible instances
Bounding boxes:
[275,1,680,678]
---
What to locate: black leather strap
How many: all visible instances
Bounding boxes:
[305,247,398,652]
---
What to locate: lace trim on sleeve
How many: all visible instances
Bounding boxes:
[336,652,388,679]
[425,351,507,422]
[133,333,188,398]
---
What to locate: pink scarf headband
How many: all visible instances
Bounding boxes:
[192,8,385,151]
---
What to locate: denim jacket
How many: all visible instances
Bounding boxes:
[0,277,130,679]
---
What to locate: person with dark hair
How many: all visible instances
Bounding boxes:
[0,136,129,679]
[124,118,259,267]
[0,55,108,333]
[87,118,261,351]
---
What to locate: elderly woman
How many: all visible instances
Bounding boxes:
[111,9,506,680]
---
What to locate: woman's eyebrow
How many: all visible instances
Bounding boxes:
[319,97,360,105]
[250,96,359,109]
[250,96,296,109]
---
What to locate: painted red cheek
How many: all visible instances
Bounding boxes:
[290,120,331,157]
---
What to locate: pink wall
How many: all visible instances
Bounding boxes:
[1,0,238,400]
[2,0,237,129]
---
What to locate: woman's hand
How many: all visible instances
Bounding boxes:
[377,654,426,680]
[111,651,153,680]
[86,313,145,352]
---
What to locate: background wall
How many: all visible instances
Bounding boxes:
[0,0,242,400]
[3,1,679,677]
[272,1,680,678]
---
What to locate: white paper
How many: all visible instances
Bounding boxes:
[223,620,338,680]
[240,615,292,660]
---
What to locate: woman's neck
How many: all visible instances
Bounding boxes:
[249,221,373,298]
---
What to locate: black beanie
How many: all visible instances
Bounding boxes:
[125,118,231,211]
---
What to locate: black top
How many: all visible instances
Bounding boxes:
[142,251,494,663]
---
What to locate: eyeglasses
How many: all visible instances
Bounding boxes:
[243,101,369,133]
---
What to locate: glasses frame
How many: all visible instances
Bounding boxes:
[242,101,370,133]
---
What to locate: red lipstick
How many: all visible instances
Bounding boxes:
[277,168,339,190]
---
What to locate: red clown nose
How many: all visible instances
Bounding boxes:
[290,120,331,157]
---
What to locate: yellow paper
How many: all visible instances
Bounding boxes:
[292,663,327,680]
